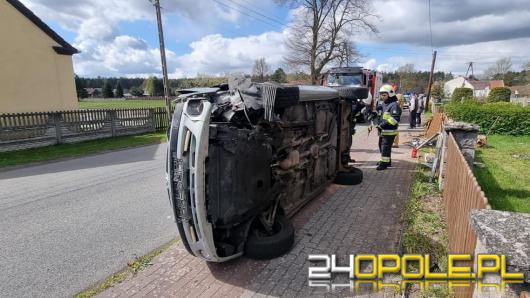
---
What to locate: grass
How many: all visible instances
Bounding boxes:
[74,239,177,298]
[0,132,167,168]
[474,134,530,213]
[79,99,170,109]
[402,166,451,298]
[402,166,448,272]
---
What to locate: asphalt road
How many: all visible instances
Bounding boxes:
[0,144,177,298]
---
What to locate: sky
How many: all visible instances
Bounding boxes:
[18,0,530,78]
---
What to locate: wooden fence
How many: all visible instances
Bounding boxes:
[425,111,446,139]
[0,107,173,152]
[443,133,491,255]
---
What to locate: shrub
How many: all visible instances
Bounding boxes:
[445,101,530,135]
[487,87,511,102]
[451,87,474,102]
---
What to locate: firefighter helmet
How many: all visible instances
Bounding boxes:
[379,84,395,96]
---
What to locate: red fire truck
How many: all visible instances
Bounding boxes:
[321,66,383,122]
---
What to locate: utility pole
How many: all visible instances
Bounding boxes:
[425,50,437,111]
[151,0,171,121]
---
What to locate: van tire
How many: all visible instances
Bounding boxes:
[334,168,363,185]
[244,215,295,260]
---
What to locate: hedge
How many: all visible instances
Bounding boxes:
[451,87,474,102]
[487,87,511,102]
[445,101,530,135]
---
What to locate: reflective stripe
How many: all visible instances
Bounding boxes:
[383,112,398,125]
[382,132,398,136]
[380,157,390,162]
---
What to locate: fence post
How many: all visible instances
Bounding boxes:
[53,112,62,144]
[150,108,156,132]
[110,110,117,137]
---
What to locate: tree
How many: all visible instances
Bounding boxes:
[145,76,164,96]
[102,80,114,98]
[451,87,474,102]
[270,68,287,83]
[74,75,88,99]
[397,63,415,92]
[280,0,377,84]
[487,87,511,102]
[336,40,360,67]
[483,57,512,79]
[115,81,124,98]
[252,58,269,81]
[130,86,144,97]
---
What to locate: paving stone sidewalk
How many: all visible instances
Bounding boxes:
[96,113,420,298]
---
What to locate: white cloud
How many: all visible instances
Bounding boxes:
[19,0,263,77]
[173,31,287,77]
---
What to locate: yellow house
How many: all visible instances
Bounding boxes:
[0,0,79,113]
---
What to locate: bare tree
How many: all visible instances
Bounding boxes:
[280,0,377,84]
[252,58,270,81]
[336,41,361,67]
[483,57,512,79]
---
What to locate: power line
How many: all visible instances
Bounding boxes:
[212,0,284,30]
[224,0,287,27]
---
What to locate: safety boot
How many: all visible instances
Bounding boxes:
[376,163,389,171]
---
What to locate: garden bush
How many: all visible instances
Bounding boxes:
[451,87,474,102]
[487,87,511,102]
[445,101,530,135]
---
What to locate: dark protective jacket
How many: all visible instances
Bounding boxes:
[376,96,402,135]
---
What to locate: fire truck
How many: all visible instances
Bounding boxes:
[321,66,383,122]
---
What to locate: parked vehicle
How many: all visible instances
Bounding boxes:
[166,78,365,262]
[321,67,382,123]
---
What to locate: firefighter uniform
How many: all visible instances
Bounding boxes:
[376,85,402,170]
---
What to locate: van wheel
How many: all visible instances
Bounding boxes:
[335,168,363,185]
[244,215,295,260]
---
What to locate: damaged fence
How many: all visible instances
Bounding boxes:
[0,107,172,152]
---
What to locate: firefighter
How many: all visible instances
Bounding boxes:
[375,84,402,170]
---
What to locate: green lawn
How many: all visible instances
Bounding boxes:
[474,135,530,213]
[79,99,170,109]
[0,132,167,168]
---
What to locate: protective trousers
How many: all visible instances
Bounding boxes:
[378,135,396,164]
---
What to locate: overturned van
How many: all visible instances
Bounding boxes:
[166,78,366,262]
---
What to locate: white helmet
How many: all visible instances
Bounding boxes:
[379,84,395,97]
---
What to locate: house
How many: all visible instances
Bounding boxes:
[444,76,505,99]
[0,0,79,113]
[489,80,505,89]
[85,88,102,98]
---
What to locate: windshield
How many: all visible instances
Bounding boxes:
[327,73,363,86]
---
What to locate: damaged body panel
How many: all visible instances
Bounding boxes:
[166,81,364,262]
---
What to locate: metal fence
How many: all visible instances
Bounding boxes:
[443,133,491,255]
[0,107,172,152]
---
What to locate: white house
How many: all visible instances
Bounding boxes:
[444,76,504,99]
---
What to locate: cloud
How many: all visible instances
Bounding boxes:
[19,0,260,77]
[173,31,287,77]
[365,0,530,47]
